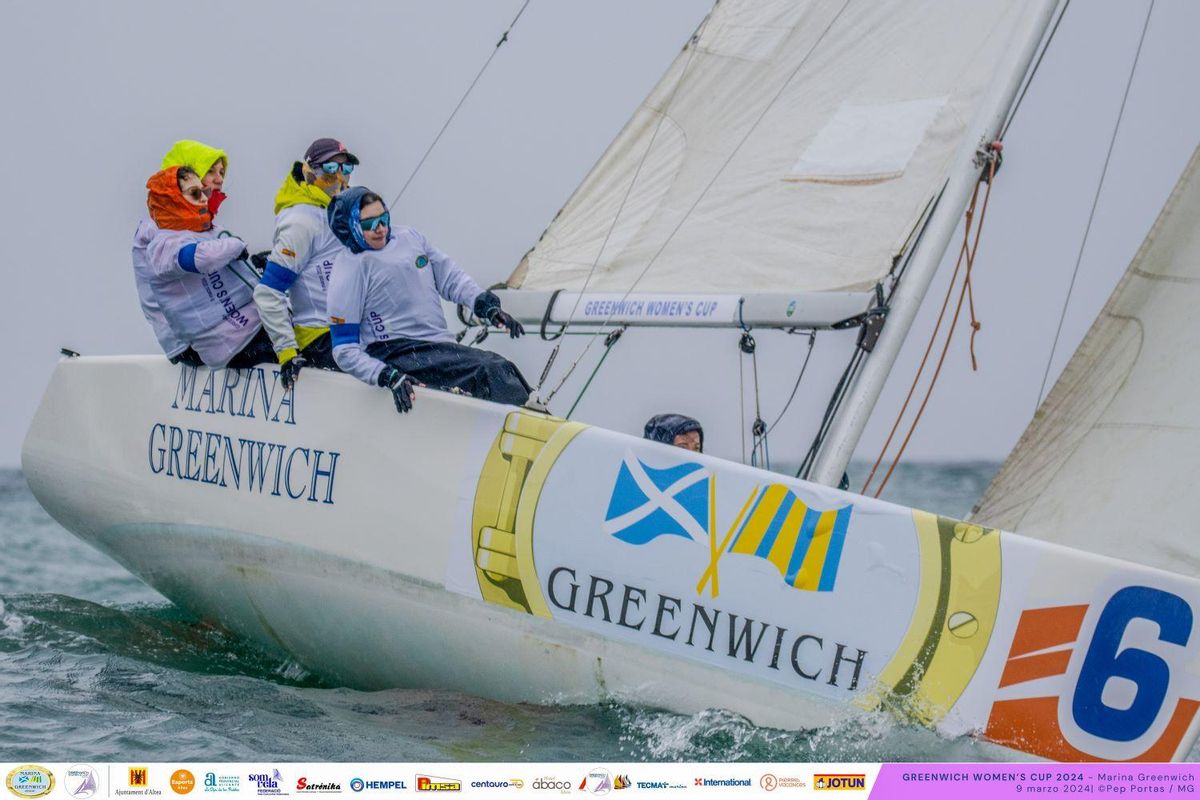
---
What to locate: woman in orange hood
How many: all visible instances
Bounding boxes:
[142,166,275,369]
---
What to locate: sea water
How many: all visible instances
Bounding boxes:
[0,463,1132,762]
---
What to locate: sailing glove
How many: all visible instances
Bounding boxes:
[378,366,417,414]
[489,310,525,339]
[280,355,306,390]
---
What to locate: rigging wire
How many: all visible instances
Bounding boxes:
[535,10,713,403]
[1033,0,1155,411]
[540,0,854,403]
[763,330,818,440]
[389,0,532,210]
[999,0,1072,141]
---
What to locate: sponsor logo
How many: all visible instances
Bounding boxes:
[693,777,753,788]
[248,771,288,796]
[115,769,162,798]
[612,776,630,791]
[415,776,460,792]
[130,770,149,788]
[530,778,572,793]
[5,767,54,799]
[348,779,405,792]
[985,587,1200,761]
[415,255,429,269]
[468,780,523,790]
[631,779,686,791]
[202,774,239,794]
[171,771,196,795]
[580,770,612,796]
[760,774,805,791]
[295,779,340,793]
[813,775,866,791]
[63,766,99,800]
[786,299,797,317]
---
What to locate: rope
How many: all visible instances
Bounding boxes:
[539,0,853,402]
[1034,0,1154,410]
[763,330,818,440]
[389,0,532,210]
[863,154,999,497]
[999,0,1072,141]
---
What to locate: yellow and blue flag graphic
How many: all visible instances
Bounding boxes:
[604,454,852,594]
[727,485,851,592]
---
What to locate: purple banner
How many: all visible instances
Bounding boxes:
[871,763,1200,798]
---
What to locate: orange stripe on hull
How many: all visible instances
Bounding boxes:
[998,649,1073,688]
[1008,605,1089,658]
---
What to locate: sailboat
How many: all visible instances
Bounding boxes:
[21,0,1200,763]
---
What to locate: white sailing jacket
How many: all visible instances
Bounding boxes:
[326,227,485,385]
[145,226,262,367]
[132,218,187,357]
[253,203,342,358]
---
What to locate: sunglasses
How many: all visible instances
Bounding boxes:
[183,186,206,204]
[360,211,390,232]
[320,161,355,176]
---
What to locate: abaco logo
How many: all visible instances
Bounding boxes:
[986,586,1200,761]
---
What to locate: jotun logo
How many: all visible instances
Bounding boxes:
[415,776,460,792]
[814,774,866,791]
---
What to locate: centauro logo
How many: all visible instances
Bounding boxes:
[813,774,866,790]
[415,776,461,792]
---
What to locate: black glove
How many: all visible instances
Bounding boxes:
[378,366,417,414]
[250,250,271,274]
[280,354,307,390]
[238,247,250,263]
[489,309,525,339]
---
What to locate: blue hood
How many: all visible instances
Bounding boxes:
[328,187,390,254]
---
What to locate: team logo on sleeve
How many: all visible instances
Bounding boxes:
[415,255,429,269]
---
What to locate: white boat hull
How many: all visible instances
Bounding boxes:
[22,356,1200,761]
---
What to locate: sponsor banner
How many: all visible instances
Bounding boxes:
[871,763,1200,798]
[452,413,1200,761]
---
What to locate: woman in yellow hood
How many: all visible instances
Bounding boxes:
[161,139,229,215]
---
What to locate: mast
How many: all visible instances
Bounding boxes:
[808,0,1063,487]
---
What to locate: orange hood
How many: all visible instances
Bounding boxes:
[146,167,211,232]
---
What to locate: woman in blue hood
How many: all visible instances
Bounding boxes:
[325,188,532,413]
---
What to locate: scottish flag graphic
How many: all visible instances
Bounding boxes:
[603,454,710,545]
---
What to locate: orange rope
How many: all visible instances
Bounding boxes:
[862,153,998,497]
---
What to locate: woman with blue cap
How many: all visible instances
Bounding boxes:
[325,188,531,413]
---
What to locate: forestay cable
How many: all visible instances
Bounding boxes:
[390,0,532,210]
[1034,0,1155,410]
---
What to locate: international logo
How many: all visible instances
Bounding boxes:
[813,774,866,790]
[604,454,852,598]
[530,778,572,793]
[415,776,461,792]
[348,779,406,792]
[248,771,288,796]
[171,771,196,795]
[202,773,239,794]
[130,769,149,788]
[64,766,99,799]
[295,778,340,793]
[984,587,1200,760]
[693,777,753,788]
[5,766,54,799]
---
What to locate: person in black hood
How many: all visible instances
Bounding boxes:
[324,187,532,413]
[644,413,703,453]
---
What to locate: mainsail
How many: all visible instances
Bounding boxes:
[507,0,1049,303]
[973,145,1200,576]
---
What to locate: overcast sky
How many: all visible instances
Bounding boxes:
[2,1,1197,487]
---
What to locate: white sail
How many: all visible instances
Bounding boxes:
[507,0,1046,298]
[972,145,1200,575]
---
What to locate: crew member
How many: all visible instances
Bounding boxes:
[253,138,359,388]
[132,139,228,364]
[144,166,275,368]
[325,187,531,413]
[644,413,703,453]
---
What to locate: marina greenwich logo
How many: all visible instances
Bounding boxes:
[5,766,54,799]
